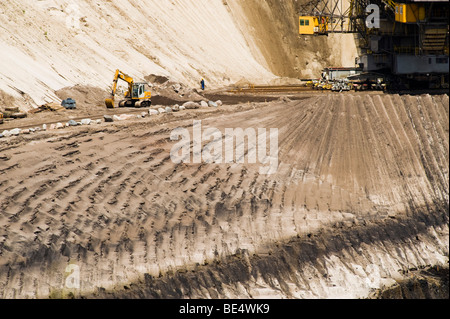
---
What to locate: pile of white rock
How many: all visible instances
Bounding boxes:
[0,118,101,138]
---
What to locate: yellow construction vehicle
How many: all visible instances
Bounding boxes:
[299,16,329,35]
[299,0,449,90]
[105,69,152,108]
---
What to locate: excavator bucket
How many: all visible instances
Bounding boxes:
[105,98,115,108]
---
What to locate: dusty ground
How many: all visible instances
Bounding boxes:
[369,266,449,299]
[0,92,448,298]
[227,0,358,79]
[0,87,312,131]
[0,0,358,111]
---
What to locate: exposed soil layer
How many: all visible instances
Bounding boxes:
[370,266,449,299]
[84,207,448,299]
[0,92,448,298]
[0,88,313,131]
[0,0,358,111]
[227,0,358,79]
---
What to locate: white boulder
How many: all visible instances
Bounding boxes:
[10,128,21,136]
[208,101,218,108]
[2,130,11,137]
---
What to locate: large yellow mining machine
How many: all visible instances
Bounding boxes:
[105,69,152,108]
[299,0,449,90]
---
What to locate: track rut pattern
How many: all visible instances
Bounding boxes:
[0,93,448,298]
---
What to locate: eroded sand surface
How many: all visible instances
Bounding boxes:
[0,93,448,298]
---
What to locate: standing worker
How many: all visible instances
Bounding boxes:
[200,78,205,91]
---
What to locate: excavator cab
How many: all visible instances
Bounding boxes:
[132,83,140,98]
[299,16,317,35]
[299,16,327,35]
[131,83,149,99]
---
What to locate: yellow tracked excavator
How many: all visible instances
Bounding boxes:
[105,69,152,108]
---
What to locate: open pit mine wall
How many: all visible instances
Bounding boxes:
[0,0,356,110]
[0,94,448,299]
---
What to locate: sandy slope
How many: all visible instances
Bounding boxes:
[0,0,357,111]
[0,93,447,298]
[227,0,358,79]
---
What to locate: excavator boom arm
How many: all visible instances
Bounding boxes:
[109,69,134,97]
[105,69,135,108]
